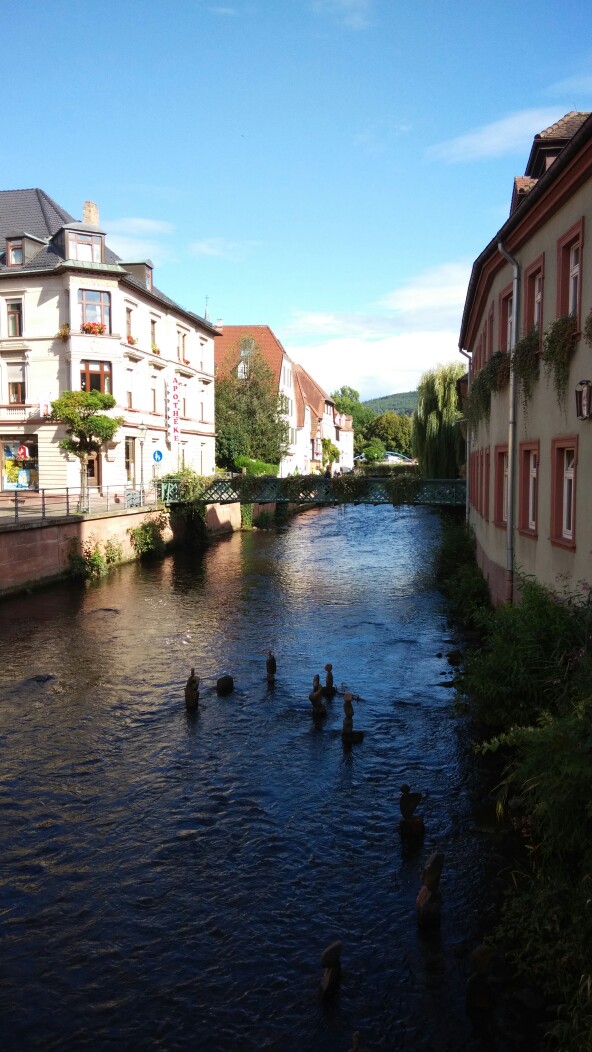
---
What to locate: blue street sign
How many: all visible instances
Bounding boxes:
[153,450,163,463]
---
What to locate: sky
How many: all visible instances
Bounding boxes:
[4,0,592,399]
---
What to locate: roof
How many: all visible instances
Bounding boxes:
[0,187,218,335]
[459,111,592,349]
[525,111,590,178]
[293,362,333,428]
[214,325,290,387]
[0,188,74,240]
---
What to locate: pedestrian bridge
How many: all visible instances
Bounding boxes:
[156,475,465,507]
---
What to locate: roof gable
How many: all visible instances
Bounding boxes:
[214,325,290,387]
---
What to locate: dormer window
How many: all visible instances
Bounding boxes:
[146,265,153,290]
[7,240,23,266]
[66,231,103,263]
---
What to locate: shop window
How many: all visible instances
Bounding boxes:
[518,440,539,536]
[7,299,23,337]
[2,437,39,491]
[81,360,112,394]
[551,436,577,548]
[557,219,584,326]
[78,289,111,332]
[494,444,508,527]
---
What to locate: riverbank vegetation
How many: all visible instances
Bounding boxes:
[435,516,592,1050]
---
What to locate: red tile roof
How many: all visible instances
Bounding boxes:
[214,325,289,387]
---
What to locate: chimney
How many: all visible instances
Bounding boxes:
[215,318,224,331]
[83,200,99,226]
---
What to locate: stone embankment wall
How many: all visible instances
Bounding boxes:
[0,502,242,599]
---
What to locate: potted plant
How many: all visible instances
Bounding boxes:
[183,358,190,365]
[127,334,138,346]
[151,343,161,355]
[56,323,71,341]
[81,321,106,336]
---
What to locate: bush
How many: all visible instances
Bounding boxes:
[67,534,107,579]
[433,514,490,631]
[127,509,169,558]
[235,456,279,476]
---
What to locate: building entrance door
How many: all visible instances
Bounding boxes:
[87,452,102,490]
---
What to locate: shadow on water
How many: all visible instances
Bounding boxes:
[0,505,497,1050]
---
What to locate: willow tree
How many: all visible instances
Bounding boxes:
[413,363,466,478]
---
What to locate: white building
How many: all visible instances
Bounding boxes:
[0,190,216,496]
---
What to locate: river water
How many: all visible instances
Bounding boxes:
[0,505,491,1051]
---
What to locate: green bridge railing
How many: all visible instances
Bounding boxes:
[156,475,466,507]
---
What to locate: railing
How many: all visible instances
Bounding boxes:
[0,486,157,526]
[157,475,466,507]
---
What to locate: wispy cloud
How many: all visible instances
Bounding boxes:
[206,4,238,14]
[284,261,469,399]
[427,108,563,163]
[354,118,412,153]
[310,0,373,31]
[545,72,592,98]
[189,237,260,261]
[104,216,175,264]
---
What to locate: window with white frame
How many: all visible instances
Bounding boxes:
[563,448,575,540]
[7,240,23,266]
[568,243,580,316]
[8,363,26,403]
[557,220,584,325]
[67,231,103,263]
[551,436,577,548]
[78,289,111,331]
[528,450,537,530]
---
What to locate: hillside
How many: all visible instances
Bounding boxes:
[362,391,417,416]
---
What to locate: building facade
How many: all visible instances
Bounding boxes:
[459,112,592,604]
[0,190,216,497]
[214,324,354,475]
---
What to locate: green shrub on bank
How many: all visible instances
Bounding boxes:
[432,513,490,631]
[127,509,169,558]
[67,534,107,579]
[460,579,592,729]
[235,456,279,477]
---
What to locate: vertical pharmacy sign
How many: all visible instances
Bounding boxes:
[166,376,181,446]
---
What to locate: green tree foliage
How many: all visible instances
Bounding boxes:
[215,347,289,469]
[367,411,413,455]
[362,436,386,462]
[321,438,340,466]
[49,391,123,498]
[413,363,465,477]
[331,385,375,454]
[362,391,417,416]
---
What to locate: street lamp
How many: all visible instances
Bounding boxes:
[138,421,147,504]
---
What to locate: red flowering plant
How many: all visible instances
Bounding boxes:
[81,321,106,336]
[127,334,138,346]
[183,358,190,365]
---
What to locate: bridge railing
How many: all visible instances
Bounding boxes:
[156,475,466,507]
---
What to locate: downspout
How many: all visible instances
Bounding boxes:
[459,347,471,521]
[497,241,520,603]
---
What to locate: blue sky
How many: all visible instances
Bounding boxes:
[4,0,592,398]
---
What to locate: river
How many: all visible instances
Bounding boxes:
[0,505,491,1051]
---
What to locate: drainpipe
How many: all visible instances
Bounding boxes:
[459,347,471,521]
[497,241,520,604]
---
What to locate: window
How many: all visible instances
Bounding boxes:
[494,444,509,527]
[7,240,23,266]
[499,285,513,353]
[551,436,577,548]
[126,307,133,338]
[557,219,584,325]
[151,386,157,413]
[241,337,254,357]
[484,447,490,521]
[80,360,112,394]
[7,299,23,337]
[145,265,153,291]
[126,390,133,409]
[177,330,186,362]
[78,289,111,332]
[524,255,544,342]
[67,231,103,262]
[518,440,539,535]
[125,437,136,484]
[237,360,249,380]
[8,363,26,404]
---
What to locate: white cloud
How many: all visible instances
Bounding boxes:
[284,261,469,399]
[545,73,592,98]
[104,216,174,265]
[427,108,564,163]
[310,0,373,30]
[288,331,461,401]
[189,237,259,261]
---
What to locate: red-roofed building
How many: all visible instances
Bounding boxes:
[214,324,354,474]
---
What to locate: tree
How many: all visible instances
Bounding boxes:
[49,391,123,501]
[215,347,289,469]
[367,411,413,455]
[413,363,465,478]
[362,437,386,462]
[331,385,375,455]
[321,437,340,467]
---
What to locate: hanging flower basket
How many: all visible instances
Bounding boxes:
[81,321,106,336]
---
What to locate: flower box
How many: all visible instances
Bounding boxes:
[81,322,106,336]
[151,344,161,355]
[127,334,138,346]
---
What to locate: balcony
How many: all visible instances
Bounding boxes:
[0,403,42,421]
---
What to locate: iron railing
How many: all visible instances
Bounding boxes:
[0,486,157,526]
[156,475,466,507]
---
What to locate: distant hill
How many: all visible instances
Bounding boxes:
[362,391,417,417]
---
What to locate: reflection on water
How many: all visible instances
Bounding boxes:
[0,506,488,1050]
